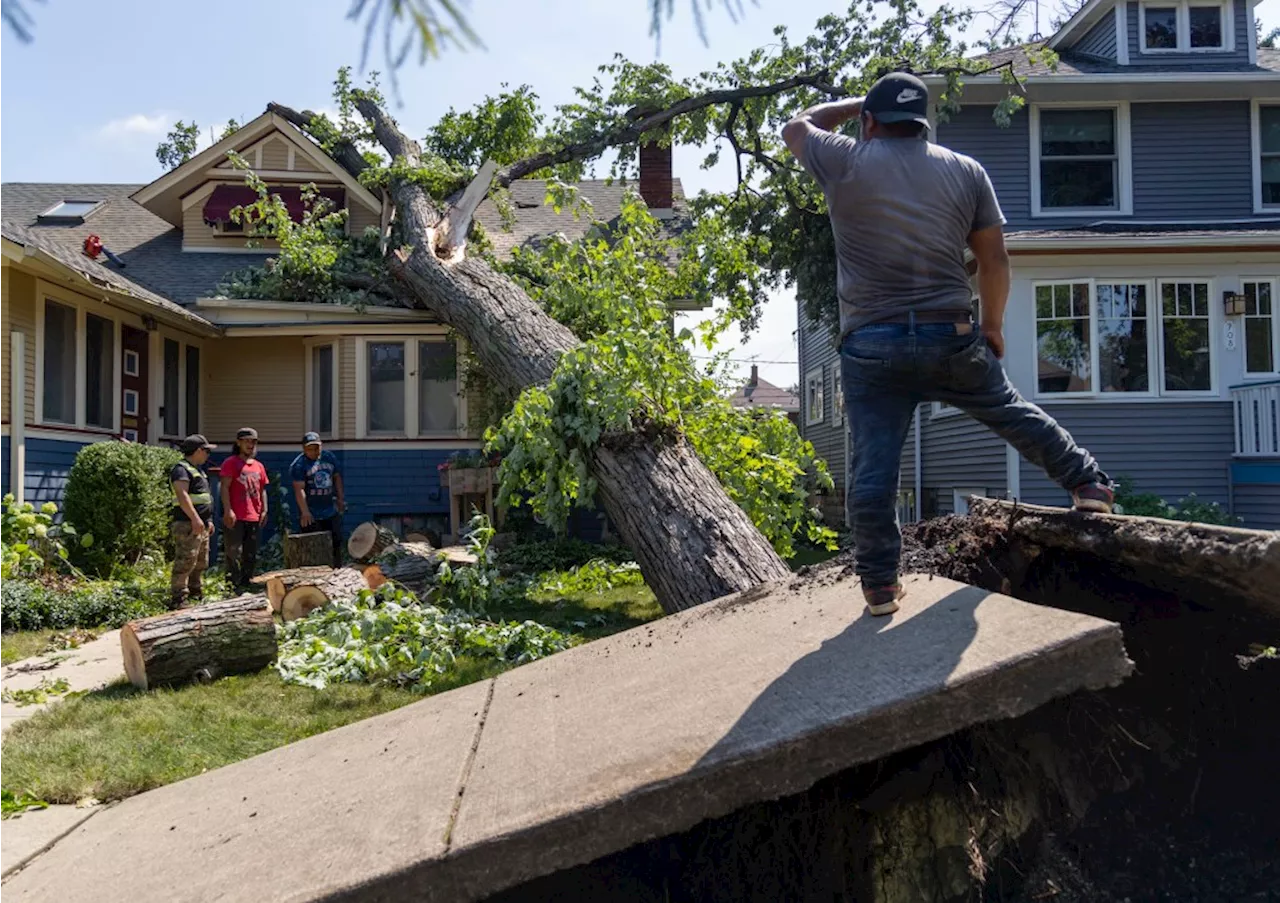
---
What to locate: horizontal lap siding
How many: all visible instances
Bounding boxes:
[920,413,1006,515]
[1018,402,1234,507]
[1074,13,1117,59]
[1233,484,1280,529]
[347,202,380,235]
[1126,1,1251,66]
[935,106,1032,228]
[1131,102,1254,219]
[798,311,846,523]
[4,270,38,422]
[261,137,291,171]
[203,336,306,443]
[22,437,99,508]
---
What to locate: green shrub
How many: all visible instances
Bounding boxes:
[1,496,91,579]
[64,442,182,574]
[497,538,635,575]
[1113,475,1241,526]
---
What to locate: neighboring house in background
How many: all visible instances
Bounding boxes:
[728,365,801,427]
[798,0,1280,530]
[1,108,690,544]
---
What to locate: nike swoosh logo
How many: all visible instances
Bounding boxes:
[896,89,922,103]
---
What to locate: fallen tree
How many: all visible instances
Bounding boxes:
[121,594,276,690]
[280,567,369,622]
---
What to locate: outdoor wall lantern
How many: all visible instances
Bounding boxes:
[1223,291,1247,317]
[142,314,159,331]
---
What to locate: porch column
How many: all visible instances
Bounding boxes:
[10,330,25,503]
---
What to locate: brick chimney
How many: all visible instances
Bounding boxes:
[749,364,759,386]
[638,139,673,214]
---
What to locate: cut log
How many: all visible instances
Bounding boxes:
[967,498,1280,612]
[373,542,444,593]
[121,594,275,690]
[353,97,793,615]
[280,567,369,622]
[348,522,398,563]
[363,563,388,591]
[404,532,431,544]
[285,531,335,568]
[263,566,340,613]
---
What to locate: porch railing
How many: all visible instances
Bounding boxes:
[1232,380,1280,458]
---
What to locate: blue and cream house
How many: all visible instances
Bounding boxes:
[798,0,1280,529]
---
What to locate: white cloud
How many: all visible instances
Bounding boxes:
[96,112,171,141]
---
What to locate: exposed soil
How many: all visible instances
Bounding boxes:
[489,514,1280,903]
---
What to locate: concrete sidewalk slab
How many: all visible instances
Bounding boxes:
[1,805,99,878]
[2,631,124,733]
[0,574,1131,903]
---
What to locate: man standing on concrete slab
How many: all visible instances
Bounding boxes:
[781,71,1114,617]
[170,434,217,610]
[290,432,345,567]
[220,427,269,593]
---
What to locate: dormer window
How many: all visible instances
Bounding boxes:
[1140,1,1230,53]
[37,200,102,224]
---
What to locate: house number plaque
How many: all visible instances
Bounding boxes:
[1223,321,1237,352]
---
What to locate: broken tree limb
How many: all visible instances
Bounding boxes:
[280,567,370,622]
[967,498,1280,612]
[352,96,792,614]
[438,158,497,257]
[121,594,276,690]
[265,102,369,181]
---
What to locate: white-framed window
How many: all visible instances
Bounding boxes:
[1242,278,1278,376]
[1031,105,1132,217]
[157,331,203,439]
[123,349,140,378]
[304,340,339,438]
[1253,102,1280,213]
[1139,1,1232,53]
[34,290,122,432]
[832,365,844,426]
[1032,278,1212,399]
[123,389,140,417]
[804,366,825,426]
[355,334,462,439]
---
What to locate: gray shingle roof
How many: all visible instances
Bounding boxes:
[729,377,800,413]
[970,44,1280,77]
[1008,221,1280,241]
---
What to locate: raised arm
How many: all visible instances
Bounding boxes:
[781,97,864,163]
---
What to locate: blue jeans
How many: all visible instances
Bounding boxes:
[840,316,1109,587]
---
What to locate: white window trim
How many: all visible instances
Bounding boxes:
[832,365,844,426]
[1031,277,1219,401]
[1240,276,1280,377]
[804,366,825,427]
[32,284,123,433]
[154,329,204,441]
[1252,99,1279,215]
[1115,2,1130,65]
[354,332,465,440]
[1030,102,1133,219]
[303,338,340,440]
[1138,0,1234,54]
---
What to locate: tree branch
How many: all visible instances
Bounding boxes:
[266,102,371,180]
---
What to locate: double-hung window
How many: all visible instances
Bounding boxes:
[1140,1,1230,52]
[1256,103,1280,211]
[359,336,461,438]
[1242,279,1279,376]
[159,336,202,439]
[306,341,338,437]
[804,367,825,426]
[1033,106,1129,215]
[38,296,120,431]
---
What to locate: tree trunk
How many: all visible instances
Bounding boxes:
[354,98,791,615]
[262,566,341,613]
[285,531,334,568]
[372,542,446,594]
[280,568,369,622]
[121,595,276,690]
[347,522,399,562]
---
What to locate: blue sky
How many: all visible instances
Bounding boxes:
[7,0,1270,386]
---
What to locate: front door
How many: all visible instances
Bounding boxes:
[121,326,149,442]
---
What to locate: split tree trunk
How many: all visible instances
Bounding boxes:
[280,567,369,622]
[285,532,334,568]
[348,522,399,562]
[121,594,276,690]
[354,99,792,614]
[262,566,340,613]
[371,542,446,594]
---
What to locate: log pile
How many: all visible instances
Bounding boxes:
[284,531,335,568]
[121,594,276,690]
[367,542,443,594]
[348,522,398,563]
[279,568,371,622]
[259,566,335,613]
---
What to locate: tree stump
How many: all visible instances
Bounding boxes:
[121,594,276,690]
[280,567,370,622]
[285,531,335,568]
[263,566,340,613]
[347,522,398,563]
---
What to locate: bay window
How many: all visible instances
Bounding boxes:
[359,335,461,438]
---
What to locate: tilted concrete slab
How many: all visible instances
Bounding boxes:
[0,574,1131,902]
[1,805,99,878]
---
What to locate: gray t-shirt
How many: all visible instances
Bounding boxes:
[801,132,1006,337]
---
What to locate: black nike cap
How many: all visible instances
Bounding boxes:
[863,72,931,129]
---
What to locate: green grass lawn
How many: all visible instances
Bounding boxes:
[1,629,78,666]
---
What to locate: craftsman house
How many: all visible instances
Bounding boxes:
[798,0,1280,529]
[1,108,689,543]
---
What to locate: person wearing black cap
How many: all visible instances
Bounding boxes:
[782,71,1112,617]
[289,432,345,567]
[169,434,217,609]
[219,427,269,593]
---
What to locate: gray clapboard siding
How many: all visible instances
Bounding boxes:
[935,106,1033,227]
[1016,402,1234,507]
[1074,12,1118,59]
[920,412,1007,515]
[1131,101,1255,219]
[1126,1,1252,66]
[1232,483,1280,529]
[797,309,847,515]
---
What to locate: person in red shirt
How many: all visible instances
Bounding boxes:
[220,427,270,592]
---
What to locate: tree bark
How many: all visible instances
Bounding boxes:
[373,542,447,593]
[347,522,399,562]
[353,97,791,615]
[262,566,340,613]
[285,531,335,568]
[121,595,276,690]
[280,567,370,622]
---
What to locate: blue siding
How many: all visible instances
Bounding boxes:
[936,105,1033,228]
[1073,12,1118,59]
[1126,1,1251,66]
[1131,101,1255,218]
[0,436,8,497]
[797,303,847,525]
[23,437,98,509]
[919,413,1007,515]
[1017,402,1234,508]
[1231,463,1280,529]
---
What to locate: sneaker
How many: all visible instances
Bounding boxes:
[863,583,904,616]
[1071,481,1114,514]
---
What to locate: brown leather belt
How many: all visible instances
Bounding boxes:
[878,310,973,324]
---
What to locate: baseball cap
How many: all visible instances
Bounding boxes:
[302,431,322,446]
[181,434,217,454]
[862,72,930,129]
[236,427,258,440]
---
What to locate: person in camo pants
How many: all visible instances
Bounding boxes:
[169,434,217,609]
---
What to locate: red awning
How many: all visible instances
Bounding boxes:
[202,184,346,225]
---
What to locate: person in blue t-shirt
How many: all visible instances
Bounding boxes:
[289,432,346,566]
